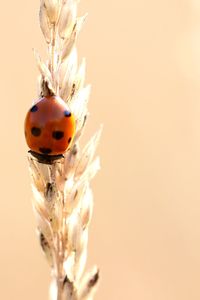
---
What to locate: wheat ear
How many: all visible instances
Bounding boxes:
[27,0,101,299]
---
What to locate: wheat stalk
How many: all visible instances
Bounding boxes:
[26,1,101,299]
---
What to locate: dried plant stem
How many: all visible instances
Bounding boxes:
[27,0,101,299]
[50,25,56,77]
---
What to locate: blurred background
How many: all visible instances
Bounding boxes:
[1,0,200,299]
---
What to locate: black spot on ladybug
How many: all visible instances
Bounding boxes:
[31,127,41,137]
[39,147,52,154]
[64,110,71,117]
[30,105,38,112]
[52,131,64,140]
[68,137,72,144]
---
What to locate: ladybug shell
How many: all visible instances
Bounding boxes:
[24,96,76,156]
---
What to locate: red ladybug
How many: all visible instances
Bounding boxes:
[24,96,76,160]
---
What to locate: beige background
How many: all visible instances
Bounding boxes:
[1,0,200,299]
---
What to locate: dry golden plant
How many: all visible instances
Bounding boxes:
[26,0,101,299]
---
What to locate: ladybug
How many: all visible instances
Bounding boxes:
[24,95,76,163]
